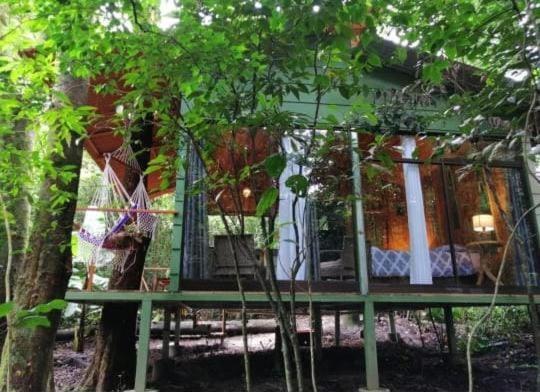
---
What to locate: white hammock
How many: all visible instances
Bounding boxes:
[77,146,157,271]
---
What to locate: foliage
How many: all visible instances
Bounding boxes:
[386,0,539,163]
[0,299,68,329]
[145,195,174,268]
[1,0,538,389]
[455,306,532,353]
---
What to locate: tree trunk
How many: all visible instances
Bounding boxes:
[0,74,88,392]
[81,123,153,391]
[0,119,30,350]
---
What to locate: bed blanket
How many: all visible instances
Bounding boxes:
[370,245,477,278]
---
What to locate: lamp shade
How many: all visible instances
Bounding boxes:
[242,187,252,199]
[472,214,495,232]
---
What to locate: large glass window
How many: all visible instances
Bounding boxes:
[180,130,538,289]
[359,133,539,287]
[446,165,539,286]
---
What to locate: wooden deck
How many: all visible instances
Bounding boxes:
[179,278,538,296]
[64,281,540,392]
[65,279,540,308]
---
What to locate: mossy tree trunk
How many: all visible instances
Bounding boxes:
[0,74,88,392]
[81,123,153,391]
[0,119,30,350]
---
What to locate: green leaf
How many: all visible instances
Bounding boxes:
[33,299,68,314]
[393,47,407,63]
[0,302,14,318]
[264,154,286,178]
[375,150,395,170]
[367,53,382,67]
[144,164,162,175]
[18,315,51,329]
[445,45,457,60]
[256,187,278,217]
[285,174,309,197]
[338,86,351,99]
[422,60,449,84]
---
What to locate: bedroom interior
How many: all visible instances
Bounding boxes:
[174,129,538,289]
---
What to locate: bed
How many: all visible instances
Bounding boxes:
[370,245,479,278]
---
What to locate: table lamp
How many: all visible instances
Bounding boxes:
[472,214,495,233]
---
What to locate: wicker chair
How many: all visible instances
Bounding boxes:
[320,236,356,280]
[211,234,258,278]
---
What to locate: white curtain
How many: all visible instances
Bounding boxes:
[277,136,308,280]
[401,136,433,285]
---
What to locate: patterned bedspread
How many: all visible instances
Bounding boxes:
[371,245,477,278]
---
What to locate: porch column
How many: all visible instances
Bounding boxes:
[135,299,153,392]
[401,136,432,285]
[361,300,383,391]
[169,142,188,291]
[350,131,369,294]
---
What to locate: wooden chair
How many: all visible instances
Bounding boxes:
[320,236,356,280]
[211,234,258,278]
[140,267,170,291]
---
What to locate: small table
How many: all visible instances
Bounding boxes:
[466,240,502,286]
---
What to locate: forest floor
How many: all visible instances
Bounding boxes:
[53,314,536,391]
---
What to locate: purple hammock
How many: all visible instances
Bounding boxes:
[78,207,156,250]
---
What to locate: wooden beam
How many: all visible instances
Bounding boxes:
[135,299,152,392]
[76,207,177,215]
[64,289,540,306]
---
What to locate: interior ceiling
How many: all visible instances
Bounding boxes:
[85,76,173,198]
[85,77,277,213]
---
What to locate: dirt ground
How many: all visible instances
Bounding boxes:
[54,314,537,391]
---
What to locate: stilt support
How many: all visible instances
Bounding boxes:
[334,310,340,347]
[174,307,181,353]
[388,311,399,342]
[135,299,153,392]
[162,307,171,359]
[221,309,227,334]
[312,304,322,360]
[362,301,385,391]
[444,305,457,363]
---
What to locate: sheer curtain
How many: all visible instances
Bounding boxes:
[401,136,433,284]
[183,142,209,279]
[277,136,308,280]
[507,170,539,286]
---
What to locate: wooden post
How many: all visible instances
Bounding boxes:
[350,131,369,295]
[135,299,152,392]
[444,305,457,363]
[334,310,341,347]
[274,325,282,371]
[86,264,95,291]
[362,301,380,391]
[174,307,181,353]
[312,304,322,360]
[388,311,399,342]
[192,310,198,328]
[221,309,227,333]
[74,264,95,353]
[74,304,86,353]
[169,143,187,291]
[162,307,171,360]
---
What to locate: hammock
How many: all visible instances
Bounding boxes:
[77,146,157,271]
